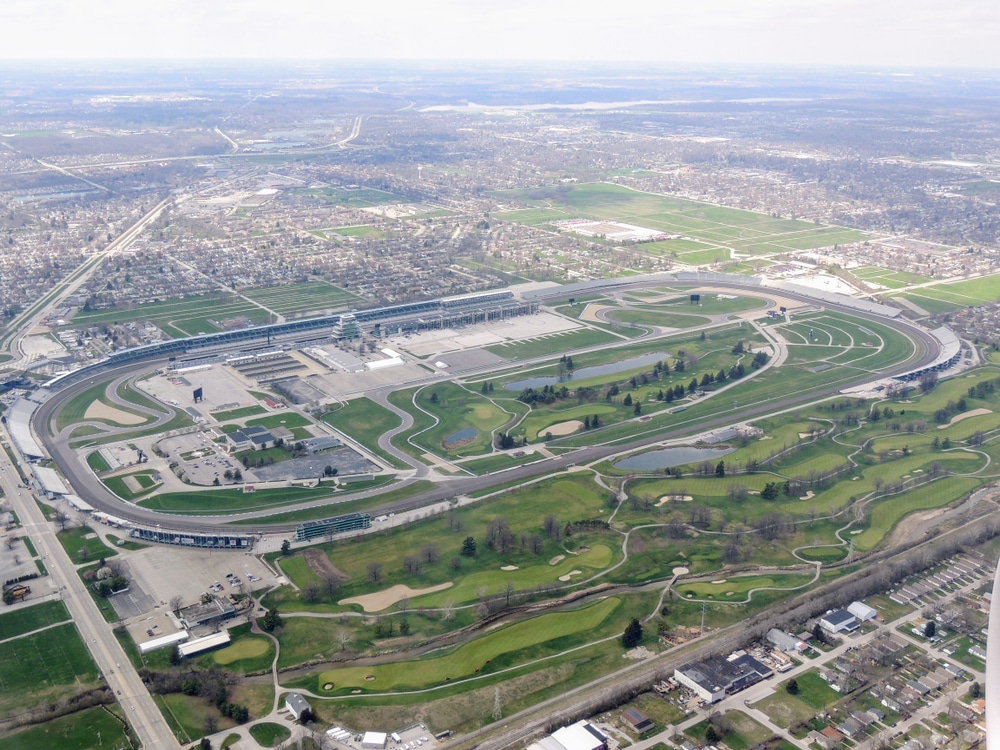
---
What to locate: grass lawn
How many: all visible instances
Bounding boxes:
[157,692,234,744]
[211,404,267,421]
[86,450,111,472]
[484,327,621,359]
[0,705,131,750]
[206,624,275,674]
[137,483,336,514]
[459,451,543,475]
[245,411,313,430]
[754,671,841,728]
[0,600,71,641]
[410,382,513,458]
[55,525,118,562]
[323,398,408,469]
[249,722,291,747]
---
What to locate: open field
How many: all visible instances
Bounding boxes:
[399,382,513,459]
[242,280,359,316]
[0,705,131,750]
[0,623,99,715]
[851,266,934,289]
[891,273,1000,313]
[485,326,620,359]
[0,600,71,641]
[68,291,274,337]
[500,183,869,256]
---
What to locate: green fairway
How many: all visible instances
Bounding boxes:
[209,628,274,673]
[678,572,816,601]
[315,597,620,694]
[408,382,513,458]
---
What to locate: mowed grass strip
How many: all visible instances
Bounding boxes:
[317,597,620,693]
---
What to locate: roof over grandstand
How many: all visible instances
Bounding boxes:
[7,397,45,459]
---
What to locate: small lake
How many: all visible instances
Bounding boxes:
[614,445,735,471]
[443,428,477,448]
[505,351,668,391]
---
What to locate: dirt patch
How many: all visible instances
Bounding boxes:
[883,506,951,549]
[579,303,614,323]
[558,569,583,582]
[938,407,992,429]
[122,476,144,494]
[542,420,583,437]
[85,400,146,426]
[302,549,350,582]
[549,555,565,566]
[340,582,453,612]
[656,494,693,506]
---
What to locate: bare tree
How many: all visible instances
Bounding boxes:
[366,562,383,584]
[169,595,183,614]
[336,629,352,652]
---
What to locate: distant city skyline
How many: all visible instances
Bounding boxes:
[2,0,999,68]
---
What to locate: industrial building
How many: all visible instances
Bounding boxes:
[674,653,773,703]
[527,720,608,750]
[819,609,859,634]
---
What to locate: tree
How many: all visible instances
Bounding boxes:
[623,393,633,406]
[786,678,800,695]
[233,468,242,482]
[969,681,982,699]
[260,606,283,632]
[366,561,384,583]
[705,726,720,744]
[280,539,291,555]
[622,618,642,648]
[460,536,477,557]
[715,460,725,477]
[812,622,826,644]
[170,595,183,614]
[53,509,70,531]
[633,401,641,416]
[924,620,936,638]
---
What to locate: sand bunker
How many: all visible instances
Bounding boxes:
[340,582,453,612]
[938,408,992,429]
[711,579,727,584]
[656,495,693,506]
[799,491,815,500]
[85,401,146,426]
[543,420,584,437]
[558,569,583,582]
[549,555,565,566]
[500,565,519,571]
[672,567,689,576]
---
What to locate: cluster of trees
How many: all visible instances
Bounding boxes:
[968,375,1000,399]
[141,665,250,731]
[934,396,968,424]
[479,381,495,394]
[517,384,570,405]
[495,432,520,450]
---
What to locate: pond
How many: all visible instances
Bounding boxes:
[443,428,477,449]
[613,445,735,471]
[505,351,669,391]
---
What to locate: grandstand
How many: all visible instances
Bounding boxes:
[295,512,371,542]
[46,289,533,390]
[129,527,255,549]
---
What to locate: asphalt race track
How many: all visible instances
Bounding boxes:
[34,281,941,535]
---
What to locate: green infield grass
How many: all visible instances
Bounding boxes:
[322,398,408,469]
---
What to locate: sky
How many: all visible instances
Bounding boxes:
[3,0,1000,67]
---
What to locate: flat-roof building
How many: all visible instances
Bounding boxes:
[819,609,859,634]
[674,653,773,704]
[848,601,878,622]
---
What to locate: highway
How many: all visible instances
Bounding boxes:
[31,284,941,535]
[0,426,179,749]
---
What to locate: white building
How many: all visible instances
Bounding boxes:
[285,692,312,722]
[819,609,859,634]
[362,732,388,749]
[848,601,878,622]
